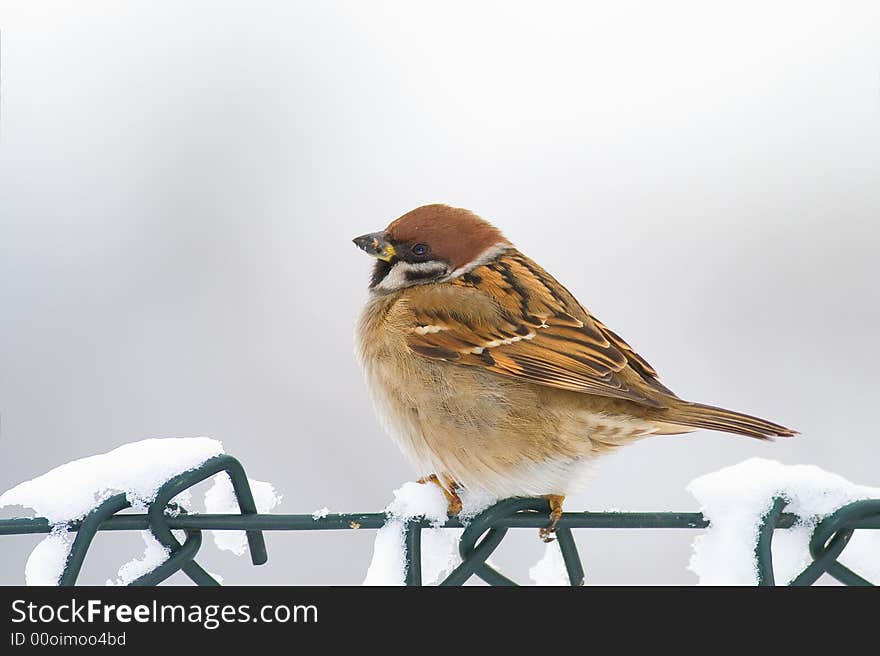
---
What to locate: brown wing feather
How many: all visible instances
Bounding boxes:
[589,316,676,396]
[401,249,676,408]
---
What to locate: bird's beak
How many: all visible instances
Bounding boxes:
[352,232,397,262]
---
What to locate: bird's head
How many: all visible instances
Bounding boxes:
[353,204,510,293]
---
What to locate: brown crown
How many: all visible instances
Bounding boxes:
[385,204,509,270]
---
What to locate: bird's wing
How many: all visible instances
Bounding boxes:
[400,249,675,408]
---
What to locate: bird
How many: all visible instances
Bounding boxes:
[353,204,796,540]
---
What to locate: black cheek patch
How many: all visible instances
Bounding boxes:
[404,267,445,283]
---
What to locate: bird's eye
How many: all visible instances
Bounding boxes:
[412,243,429,257]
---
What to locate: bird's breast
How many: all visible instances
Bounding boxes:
[355,293,656,497]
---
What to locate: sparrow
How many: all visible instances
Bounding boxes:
[354,204,796,539]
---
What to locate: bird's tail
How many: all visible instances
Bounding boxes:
[659,400,797,439]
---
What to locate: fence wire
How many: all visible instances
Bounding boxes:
[1,456,878,586]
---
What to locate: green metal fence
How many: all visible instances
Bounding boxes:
[1,455,878,586]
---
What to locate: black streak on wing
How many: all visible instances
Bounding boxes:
[459,272,482,286]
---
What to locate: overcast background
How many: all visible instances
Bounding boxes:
[1,1,878,585]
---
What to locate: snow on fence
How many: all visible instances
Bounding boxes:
[0,439,878,586]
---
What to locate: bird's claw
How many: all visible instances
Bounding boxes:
[418,474,463,516]
[539,494,565,542]
[539,525,557,543]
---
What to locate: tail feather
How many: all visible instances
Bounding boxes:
[661,401,797,440]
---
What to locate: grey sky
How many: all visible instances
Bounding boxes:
[1,1,878,584]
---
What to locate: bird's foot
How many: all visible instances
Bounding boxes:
[539,494,565,542]
[417,474,463,516]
